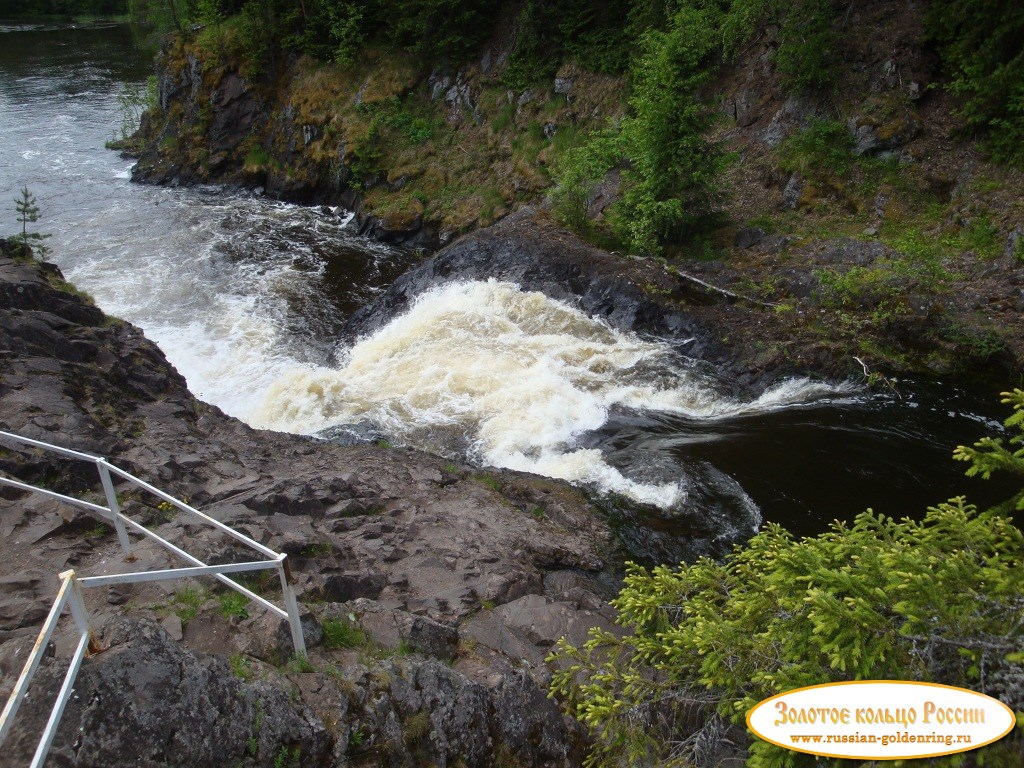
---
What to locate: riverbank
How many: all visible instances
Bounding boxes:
[1,214,1021,763]
[125,0,1024,383]
[0,239,633,765]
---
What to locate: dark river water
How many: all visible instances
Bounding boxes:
[1,22,1017,549]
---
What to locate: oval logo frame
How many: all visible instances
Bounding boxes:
[746,681,1016,760]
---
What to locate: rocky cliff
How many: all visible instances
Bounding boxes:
[125,0,1024,381]
[0,240,647,766]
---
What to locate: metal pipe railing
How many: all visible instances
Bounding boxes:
[0,430,310,767]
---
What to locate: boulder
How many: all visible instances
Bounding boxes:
[848,111,921,156]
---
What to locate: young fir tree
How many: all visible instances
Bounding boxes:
[550,389,1024,768]
[13,186,51,260]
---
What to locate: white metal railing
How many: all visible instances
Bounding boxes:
[0,430,307,767]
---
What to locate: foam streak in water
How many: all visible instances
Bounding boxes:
[257,280,848,508]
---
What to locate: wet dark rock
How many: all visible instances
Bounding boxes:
[355,206,437,248]
[734,227,766,249]
[3,618,332,768]
[210,73,261,154]
[0,249,615,766]
[320,571,388,603]
[344,208,723,364]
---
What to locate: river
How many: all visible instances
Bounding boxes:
[0,22,1015,547]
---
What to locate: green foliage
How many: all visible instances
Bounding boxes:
[217,590,250,620]
[13,186,52,260]
[14,187,39,246]
[230,652,254,681]
[273,745,300,768]
[612,2,727,253]
[722,0,839,91]
[954,389,1024,513]
[386,0,500,61]
[127,0,191,34]
[960,212,1000,258]
[324,1,363,66]
[473,472,502,491]
[927,0,1024,165]
[173,584,205,625]
[503,0,639,88]
[287,653,314,673]
[323,614,369,650]
[301,539,334,558]
[244,143,272,169]
[778,118,854,179]
[550,393,1024,768]
[115,76,158,143]
[549,130,622,234]
[382,107,435,145]
[348,724,365,749]
[248,700,264,757]
[815,244,951,327]
[84,522,111,539]
[549,1,728,254]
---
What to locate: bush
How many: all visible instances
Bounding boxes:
[548,130,622,234]
[503,0,640,88]
[548,1,726,255]
[777,118,854,179]
[611,3,726,254]
[549,390,1024,768]
[722,0,839,92]
[927,0,1024,166]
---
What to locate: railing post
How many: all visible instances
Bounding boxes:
[276,554,306,657]
[96,460,132,557]
[62,570,99,655]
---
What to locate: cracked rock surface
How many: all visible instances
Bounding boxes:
[0,246,620,766]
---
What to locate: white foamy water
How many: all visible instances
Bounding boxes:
[256,280,848,508]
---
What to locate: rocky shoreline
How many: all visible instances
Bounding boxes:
[0,239,634,766]
[1,181,1021,764]
[122,0,1024,383]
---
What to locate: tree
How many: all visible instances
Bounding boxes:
[549,390,1024,768]
[13,187,51,260]
[955,389,1024,513]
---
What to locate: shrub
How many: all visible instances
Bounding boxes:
[549,390,1024,768]
[549,1,726,255]
[778,118,854,179]
[611,2,727,254]
[927,0,1024,166]
[722,0,839,92]
[218,590,250,620]
[548,130,622,233]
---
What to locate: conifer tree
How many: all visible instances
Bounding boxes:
[13,186,51,260]
[14,186,38,245]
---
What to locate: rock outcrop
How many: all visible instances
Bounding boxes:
[0,246,623,766]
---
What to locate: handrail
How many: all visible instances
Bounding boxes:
[0,570,97,768]
[0,430,309,767]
